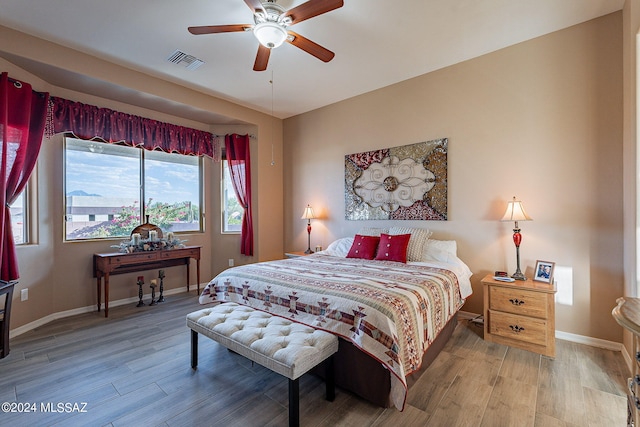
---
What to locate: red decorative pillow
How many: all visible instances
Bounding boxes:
[347,235,380,259]
[375,233,411,263]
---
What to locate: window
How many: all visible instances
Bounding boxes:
[222,160,242,233]
[64,138,203,241]
[10,191,26,244]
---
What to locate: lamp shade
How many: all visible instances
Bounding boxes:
[501,196,532,222]
[253,22,288,48]
[301,205,315,220]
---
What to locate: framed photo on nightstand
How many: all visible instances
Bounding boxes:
[534,260,555,284]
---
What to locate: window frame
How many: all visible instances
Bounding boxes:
[10,176,35,246]
[221,157,242,235]
[63,137,205,242]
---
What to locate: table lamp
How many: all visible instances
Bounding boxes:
[301,205,316,254]
[501,196,532,280]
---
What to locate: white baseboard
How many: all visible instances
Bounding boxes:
[555,330,623,352]
[10,287,193,339]
[458,310,624,352]
[458,310,480,321]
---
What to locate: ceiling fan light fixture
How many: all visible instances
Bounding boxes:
[253,22,287,48]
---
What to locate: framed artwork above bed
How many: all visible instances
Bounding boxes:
[345,138,448,220]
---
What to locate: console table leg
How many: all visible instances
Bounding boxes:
[196,258,201,294]
[104,273,110,318]
[96,277,102,313]
[186,260,190,292]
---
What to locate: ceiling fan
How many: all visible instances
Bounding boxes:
[188,0,344,71]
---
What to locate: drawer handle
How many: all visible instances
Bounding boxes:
[636,351,640,362]
[509,325,525,333]
[509,298,525,306]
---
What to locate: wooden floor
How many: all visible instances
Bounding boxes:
[0,292,629,426]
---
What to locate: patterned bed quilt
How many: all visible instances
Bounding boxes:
[198,253,471,410]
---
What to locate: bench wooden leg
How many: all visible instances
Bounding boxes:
[191,329,198,369]
[325,356,335,402]
[288,378,300,427]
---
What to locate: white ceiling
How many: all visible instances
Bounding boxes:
[0,0,625,123]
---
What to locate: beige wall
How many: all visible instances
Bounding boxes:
[284,13,624,342]
[1,26,284,330]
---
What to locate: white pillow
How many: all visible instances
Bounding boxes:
[321,237,354,257]
[422,239,457,263]
[388,226,432,262]
[357,227,389,237]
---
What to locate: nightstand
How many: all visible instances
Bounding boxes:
[284,251,310,258]
[482,273,556,357]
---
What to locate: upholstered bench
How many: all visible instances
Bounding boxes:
[186,302,339,427]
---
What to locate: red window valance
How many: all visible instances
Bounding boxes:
[48,96,218,159]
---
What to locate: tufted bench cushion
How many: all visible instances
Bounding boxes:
[186,302,339,427]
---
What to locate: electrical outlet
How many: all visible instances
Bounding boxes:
[228,259,234,267]
[21,288,28,301]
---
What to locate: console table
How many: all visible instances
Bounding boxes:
[93,246,201,317]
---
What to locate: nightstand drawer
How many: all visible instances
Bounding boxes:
[488,310,548,347]
[489,286,548,318]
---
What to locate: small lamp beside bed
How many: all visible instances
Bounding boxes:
[301,204,316,254]
[501,196,532,280]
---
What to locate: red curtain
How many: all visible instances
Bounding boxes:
[225,134,253,256]
[0,73,49,281]
[50,97,216,158]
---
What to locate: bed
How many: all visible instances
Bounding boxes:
[198,229,473,410]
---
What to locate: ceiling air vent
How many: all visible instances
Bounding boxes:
[166,49,205,71]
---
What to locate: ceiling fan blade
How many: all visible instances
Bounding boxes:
[253,45,271,71]
[285,0,344,25]
[188,24,250,35]
[287,31,335,62]
[244,0,265,14]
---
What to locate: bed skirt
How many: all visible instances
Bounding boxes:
[312,313,458,408]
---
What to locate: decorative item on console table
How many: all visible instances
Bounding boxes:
[157,270,165,302]
[136,276,145,307]
[482,273,556,357]
[149,281,157,306]
[132,215,163,240]
[111,216,186,253]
